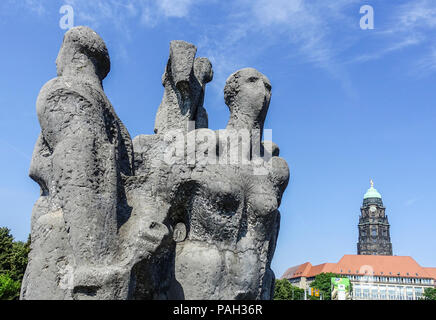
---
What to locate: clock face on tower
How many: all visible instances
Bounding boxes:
[369,206,376,213]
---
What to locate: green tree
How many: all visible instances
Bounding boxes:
[310,273,352,300]
[9,239,31,282]
[0,227,14,275]
[0,273,21,300]
[274,279,305,300]
[423,287,436,300]
[0,227,31,299]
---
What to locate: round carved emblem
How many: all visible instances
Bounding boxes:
[173,222,187,242]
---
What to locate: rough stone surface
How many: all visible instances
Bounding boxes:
[21,26,289,300]
[154,40,212,135]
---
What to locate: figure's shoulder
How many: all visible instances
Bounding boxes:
[36,77,78,105]
[38,76,101,100]
[268,156,290,189]
[36,77,98,114]
[37,77,59,99]
[36,78,60,116]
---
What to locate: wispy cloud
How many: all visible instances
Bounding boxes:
[0,138,31,161]
[5,0,359,79]
[63,0,197,29]
[350,36,423,64]
[196,0,360,97]
[12,0,436,85]
[397,0,436,77]
[25,0,46,16]
[405,197,418,207]
[352,0,436,67]
[157,0,195,18]
[397,0,436,30]
[413,47,436,77]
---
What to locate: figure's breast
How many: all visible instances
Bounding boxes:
[185,167,279,244]
[187,175,245,244]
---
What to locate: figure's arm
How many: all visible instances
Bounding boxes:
[264,153,290,210]
[29,133,52,196]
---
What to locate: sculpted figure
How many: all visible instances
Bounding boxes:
[154,40,213,134]
[130,41,216,299]
[23,28,289,300]
[133,40,213,178]
[168,68,289,299]
[22,26,134,299]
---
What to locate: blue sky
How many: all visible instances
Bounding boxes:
[1,0,436,278]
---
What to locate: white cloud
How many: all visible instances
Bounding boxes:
[157,0,194,18]
[195,0,360,97]
[413,47,436,77]
[405,197,418,207]
[397,0,436,30]
[252,0,304,25]
[25,0,46,16]
[14,0,436,83]
[352,0,436,66]
[350,36,423,64]
[61,0,196,30]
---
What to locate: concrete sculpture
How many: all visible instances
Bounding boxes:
[21,26,289,300]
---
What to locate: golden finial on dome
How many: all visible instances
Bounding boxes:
[370,179,374,188]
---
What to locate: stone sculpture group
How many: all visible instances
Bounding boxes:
[20,26,289,300]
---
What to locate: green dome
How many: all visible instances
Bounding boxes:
[363,180,382,199]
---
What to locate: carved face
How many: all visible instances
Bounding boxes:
[237,68,271,121]
[225,68,271,127]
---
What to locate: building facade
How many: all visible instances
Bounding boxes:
[281,181,436,300]
[281,255,436,300]
[357,181,393,255]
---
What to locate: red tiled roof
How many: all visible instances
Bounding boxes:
[281,262,311,279]
[306,263,336,277]
[281,255,436,280]
[423,267,436,280]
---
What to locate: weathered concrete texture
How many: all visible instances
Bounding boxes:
[22,26,289,300]
[21,26,170,300]
[154,40,213,134]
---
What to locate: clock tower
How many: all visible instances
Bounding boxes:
[357,180,393,255]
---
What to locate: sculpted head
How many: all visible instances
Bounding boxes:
[56,26,110,81]
[194,58,213,86]
[224,68,271,129]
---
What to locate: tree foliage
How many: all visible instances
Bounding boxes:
[310,272,352,300]
[0,227,30,300]
[423,287,436,300]
[273,279,305,300]
[0,273,21,300]
[0,227,14,274]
